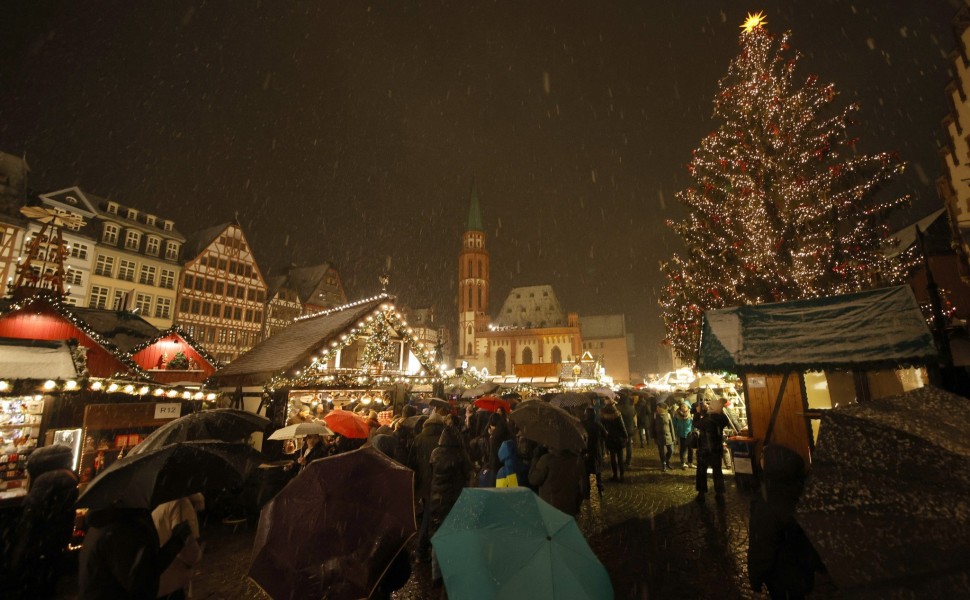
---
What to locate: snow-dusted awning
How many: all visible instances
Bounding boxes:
[0,337,80,380]
[697,286,937,373]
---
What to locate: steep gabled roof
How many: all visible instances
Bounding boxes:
[126,324,222,370]
[0,294,149,378]
[494,285,567,328]
[209,296,387,386]
[886,208,951,258]
[181,222,231,262]
[284,263,335,303]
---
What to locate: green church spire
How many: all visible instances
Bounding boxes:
[467,180,484,232]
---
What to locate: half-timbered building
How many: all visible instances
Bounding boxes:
[175,222,267,364]
[263,262,348,340]
[0,152,29,294]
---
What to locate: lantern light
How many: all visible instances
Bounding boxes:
[43,380,57,391]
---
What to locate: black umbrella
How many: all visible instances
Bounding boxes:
[508,401,586,452]
[249,447,416,600]
[548,392,593,418]
[77,441,263,511]
[129,409,269,456]
[399,414,428,432]
[796,386,970,593]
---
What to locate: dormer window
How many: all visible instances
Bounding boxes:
[165,241,179,261]
[106,202,118,214]
[145,215,156,227]
[163,221,173,231]
[125,229,141,251]
[103,223,119,245]
[146,236,160,256]
[126,208,138,220]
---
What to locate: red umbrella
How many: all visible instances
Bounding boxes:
[474,396,511,413]
[324,409,371,439]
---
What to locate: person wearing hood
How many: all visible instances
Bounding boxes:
[5,445,79,599]
[409,403,449,563]
[528,445,587,517]
[428,424,473,586]
[672,401,694,469]
[600,401,629,483]
[79,507,191,600]
[652,404,676,472]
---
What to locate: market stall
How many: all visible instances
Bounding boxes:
[697,285,938,469]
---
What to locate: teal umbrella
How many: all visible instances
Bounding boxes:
[432,487,613,600]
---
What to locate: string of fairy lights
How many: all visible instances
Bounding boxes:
[0,292,220,400]
[661,13,914,364]
[266,295,447,391]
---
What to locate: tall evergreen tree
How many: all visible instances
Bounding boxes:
[660,14,910,364]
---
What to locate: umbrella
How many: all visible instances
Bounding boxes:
[432,488,613,600]
[398,414,428,432]
[77,441,263,511]
[688,373,727,388]
[323,409,371,439]
[267,421,334,441]
[429,397,451,411]
[461,381,500,399]
[796,386,970,593]
[129,409,269,455]
[474,395,511,413]
[591,386,615,400]
[508,401,586,452]
[549,392,593,417]
[249,447,416,600]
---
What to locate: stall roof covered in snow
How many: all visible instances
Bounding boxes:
[697,286,937,373]
[209,297,387,386]
[0,337,79,380]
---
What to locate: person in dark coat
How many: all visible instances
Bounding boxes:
[617,396,636,467]
[485,411,511,475]
[652,404,676,472]
[634,396,651,447]
[409,405,448,563]
[528,446,587,516]
[6,445,79,599]
[428,424,472,585]
[748,445,824,599]
[600,402,629,483]
[694,396,730,501]
[581,407,607,497]
[284,433,328,473]
[78,507,190,600]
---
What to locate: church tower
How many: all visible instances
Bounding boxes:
[458,182,490,362]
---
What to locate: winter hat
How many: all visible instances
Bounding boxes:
[26,444,74,479]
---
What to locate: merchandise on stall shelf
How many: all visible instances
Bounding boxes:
[0,397,45,498]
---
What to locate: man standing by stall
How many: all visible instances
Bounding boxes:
[694,396,729,503]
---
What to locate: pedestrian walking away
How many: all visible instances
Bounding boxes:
[652,404,676,472]
[600,401,629,483]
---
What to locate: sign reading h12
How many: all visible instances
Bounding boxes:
[154,403,181,419]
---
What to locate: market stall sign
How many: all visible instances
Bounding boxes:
[154,403,181,419]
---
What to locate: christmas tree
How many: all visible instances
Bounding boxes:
[660,13,911,364]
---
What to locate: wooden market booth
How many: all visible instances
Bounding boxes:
[208,293,442,446]
[697,286,938,469]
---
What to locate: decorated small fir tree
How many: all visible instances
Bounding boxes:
[167,351,189,370]
[660,13,911,364]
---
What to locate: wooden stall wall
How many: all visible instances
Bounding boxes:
[743,372,812,468]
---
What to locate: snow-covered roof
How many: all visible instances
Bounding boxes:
[71,307,161,353]
[885,208,950,258]
[494,285,567,328]
[0,337,79,380]
[697,286,937,373]
[209,296,387,386]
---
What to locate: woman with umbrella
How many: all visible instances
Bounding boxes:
[528,444,587,517]
[284,433,328,472]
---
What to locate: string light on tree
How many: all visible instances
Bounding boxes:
[660,15,912,364]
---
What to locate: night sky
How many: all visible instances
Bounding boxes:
[0,1,961,373]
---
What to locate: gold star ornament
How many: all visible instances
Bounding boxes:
[741,11,767,33]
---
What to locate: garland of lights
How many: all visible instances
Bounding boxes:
[126,324,224,370]
[267,297,445,391]
[660,17,913,365]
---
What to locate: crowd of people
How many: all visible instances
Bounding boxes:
[0,385,744,599]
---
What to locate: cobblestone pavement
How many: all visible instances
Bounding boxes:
[57,445,840,599]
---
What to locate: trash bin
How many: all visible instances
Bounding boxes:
[726,436,759,491]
